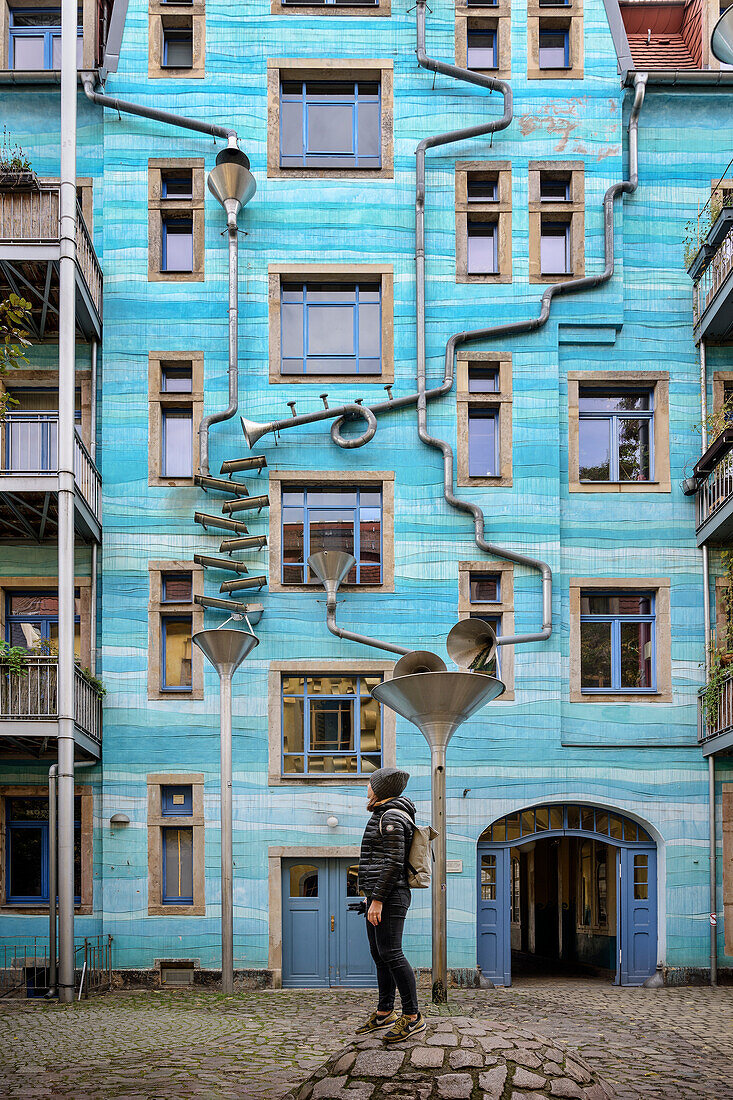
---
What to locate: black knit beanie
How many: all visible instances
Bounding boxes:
[369,767,409,800]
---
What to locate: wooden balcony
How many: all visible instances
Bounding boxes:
[698,672,733,756]
[0,416,101,542]
[694,428,733,546]
[0,183,102,341]
[0,658,102,760]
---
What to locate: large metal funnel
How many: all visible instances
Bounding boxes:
[712,6,733,64]
[207,148,256,222]
[371,670,505,753]
[192,627,259,678]
[307,551,355,604]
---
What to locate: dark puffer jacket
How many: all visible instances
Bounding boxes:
[358,795,416,904]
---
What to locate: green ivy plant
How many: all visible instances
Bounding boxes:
[31,637,107,696]
[684,187,733,269]
[703,548,733,730]
[0,640,29,677]
[1,292,33,419]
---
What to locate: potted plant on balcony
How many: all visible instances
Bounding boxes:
[0,129,38,190]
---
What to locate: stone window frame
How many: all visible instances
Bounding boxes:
[0,783,93,914]
[267,58,394,180]
[455,0,511,80]
[270,0,390,15]
[147,772,205,916]
[148,561,204,701]
[268,469,395,594]
[0,574,93,670]
[456,351,512,487]
[148,350,204,485]
[0,0,98,71]
[527,0,583,80]
[148,0,205,80]
[268,263,394,385]
[568,576,672,704]
[267,658,397,786]
[457,559,515,700]
[567,370,670,494]
[455,161,512,284]
[712,368,733,419]
[529,160,584,284]
[724,782,733,958]
[0,367,93,457]
[148,159,205,282]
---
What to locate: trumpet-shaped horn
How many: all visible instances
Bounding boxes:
[447,619,497,673]
[241,416,275,450]
[393,650,447,677]
[241,402,378,451]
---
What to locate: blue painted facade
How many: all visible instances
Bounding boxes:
[1,0,732,983]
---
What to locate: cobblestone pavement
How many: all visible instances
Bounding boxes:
[0,980,731,1100]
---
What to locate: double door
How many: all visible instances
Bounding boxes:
[282,857,377,988]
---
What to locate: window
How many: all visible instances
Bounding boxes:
[470,573,501,602]
[468,409,499,476]
[5,796,81,904]
[577,839,610,930]
[281,283,381,375]
[457,4,510,76]
[468,365,499,392]
[467,179,498,202]
[148,351,203,485]
[3,388,80,473]
[467,222,498,275]
[481,854,497,900]
[161,364,193,392]
[9,9,82,70]
[633,853,649,900]
[540,175,570,201]
[149,0,204,79]
[161,784,193,815]
[162,827,194,903]
[458,558,514,696]
[281,673,383,775]
[469,611,501,676]
[578,390,653,483]
[457,353,512,486]
[538,27,569,67]
[455,162,511,283]
[540,221,570,274]
[5,590,80,658]
[162,217,193,273]
[162,572,193,603]
[580,592,655,693]
[279,80,381,169]
[148,160,204,281]
[467,28,497,69]
[510,854,520,923]
[580,840,592,926]
[277,0,386,13]
[162,25,192,67]
[147,774,204,915]
[148,563,203,700]
[539,0,569,5]
[161,616,193,691]
[162,171,193,199]
[281,487,382,585]
[466,0,498,5]
[161,408,193,477]
[279,0,382,8]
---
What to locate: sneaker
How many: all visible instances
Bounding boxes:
[356,1009,399,1034]
[383,1013,427,1044]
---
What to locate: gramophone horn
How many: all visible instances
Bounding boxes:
[446,619,497,673]
[241,416,272,449]
[393,650,447,678]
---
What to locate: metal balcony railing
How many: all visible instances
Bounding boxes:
[0,935,112,998]
[696,448,733,532]
[698,672,733,744]
[0,656,102,745]
[693,223,733,328]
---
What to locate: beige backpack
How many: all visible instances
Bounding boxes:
[379,808,437,889]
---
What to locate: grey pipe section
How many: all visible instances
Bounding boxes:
[200,221,239,475]
[325,601,410,657]
[90,339,97,462]
[710,756,718,985]
[82,77,236,142]
[48,763,57,996]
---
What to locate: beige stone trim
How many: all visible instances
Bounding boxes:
[268,658,396,785]
[456,351,512,487]
[455,5,511,80]
[271,0,390,14]
[268,470,395,593]
[455,162,512,284]
[267,59,394,179]
[724,783,733,957]
[568,371,670,494]
[147,773,205,916]
[529,161,584,283]
[0,575,92,670]
[527,0,583,80]
[147,561,204,700]
[148,160,205,282]
[0,784,93,914]
[268,844,361,987]
[268,264,394,384]
[148,0,205,79]
[569,577,672,704]
[457,559,515,699]
[148,350,204,485]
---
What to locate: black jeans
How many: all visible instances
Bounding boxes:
[366,898,419,1017]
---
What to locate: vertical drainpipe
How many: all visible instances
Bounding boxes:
[57,0,78,1004]
[90,339,97,676]
[47,764,57,996]
[700,339,718,986]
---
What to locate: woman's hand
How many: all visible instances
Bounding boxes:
[367,899,383,926]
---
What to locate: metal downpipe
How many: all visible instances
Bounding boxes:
[81,77,237,143]
[325,605,410,657]
[200,218,239,476]
[47,763,58,996]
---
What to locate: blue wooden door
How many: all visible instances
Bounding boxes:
[333,860,377,987]
[476,846,510,986]
[282,859,328,988]
[619,846,657,985]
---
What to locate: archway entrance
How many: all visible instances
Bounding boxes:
[476,803,657,987]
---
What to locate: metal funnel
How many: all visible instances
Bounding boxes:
[207,148,256,223]
[307,551,355,604]
[371,670,505,752]
[446,618,497,672]
[712,6,733,64]
[192,627,259,678]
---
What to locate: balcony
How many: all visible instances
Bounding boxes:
[0,657,102,759]
[0,416,101,541]
[698,672,733,755]
[0,184,102,340]
[694,428,733,546]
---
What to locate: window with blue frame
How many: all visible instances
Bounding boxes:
[161,171,193,199]
[279,80,381,169]
[579,390,653,483]
[538,27,570,68]
[282,487,382,584]
[467,222,498,274]
[540,220,570,274]
[5,797,80,904]
[282,0,379,5]
[468,408,499,476]
[161,407,193,477]
[281,673,383,775]
[162,826,193,903]
[540,175,571,201]
[470,572,501,603]
[161,615,193,691]
[467,178,498,203]
[467,365,499,392]
[580,592,655,693]
[9,8,82,70]
[161,216,193,273]
[162,24,193,67]
[467,28,497,69]
[161,363,193,393]
[280,283,382,375]
[5,590,80,656]
[161,784,193,816]
[161,572,193,604]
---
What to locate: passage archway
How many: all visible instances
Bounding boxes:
[477,803,657,987]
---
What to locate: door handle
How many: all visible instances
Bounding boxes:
[331,915,335,932]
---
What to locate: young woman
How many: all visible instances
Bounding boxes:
[356,767,425,1043]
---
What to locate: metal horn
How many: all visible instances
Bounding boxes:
[393,650,447,677]
[241,400,378,451]
[446,619,497,673]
